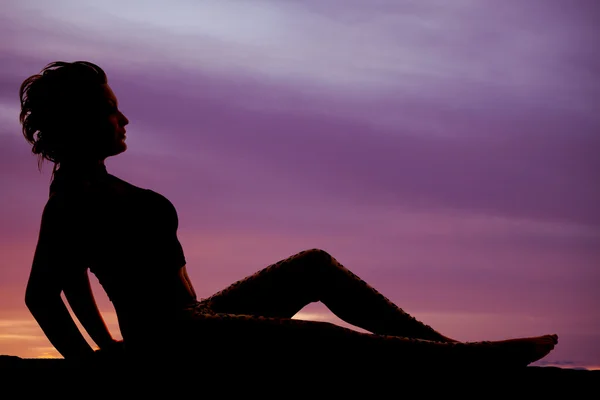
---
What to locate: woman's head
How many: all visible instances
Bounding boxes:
[19,61,129,172]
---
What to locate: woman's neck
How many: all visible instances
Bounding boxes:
[50,159,109,196]
[56,159,108,181]
[59,159,106,173]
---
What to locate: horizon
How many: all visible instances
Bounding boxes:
[1,0,598,369]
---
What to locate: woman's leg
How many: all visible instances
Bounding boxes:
[203,248,454,342]
[174,308,557,370]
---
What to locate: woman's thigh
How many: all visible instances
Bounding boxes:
[201,249,326,318]
[170,309,453,368]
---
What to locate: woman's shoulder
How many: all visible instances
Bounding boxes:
[107,174,171,202]
[105,173,146,194]
[43,191,84,220]
[45,176,105,217]
[38,194,84,241]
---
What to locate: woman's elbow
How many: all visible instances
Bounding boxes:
[25,286,59,311]
[25,290,43,311]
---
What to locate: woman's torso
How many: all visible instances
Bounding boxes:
[49,166,197,341]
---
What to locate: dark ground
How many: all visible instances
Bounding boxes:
[1,354,598,395]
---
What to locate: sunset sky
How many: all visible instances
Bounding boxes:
[1,0,598,369]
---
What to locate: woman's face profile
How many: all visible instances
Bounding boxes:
[89,83,129,159]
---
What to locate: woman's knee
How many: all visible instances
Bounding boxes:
[294,248,338,275]
[300,248,331,260]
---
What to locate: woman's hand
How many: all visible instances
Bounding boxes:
[94,339,126,362]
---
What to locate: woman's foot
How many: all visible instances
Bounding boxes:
[464,334,559,367]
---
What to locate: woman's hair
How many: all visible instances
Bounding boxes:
[19,61,108,174]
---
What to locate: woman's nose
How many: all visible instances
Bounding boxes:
[120,112,129,126]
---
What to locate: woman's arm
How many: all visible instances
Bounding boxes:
[24,196,95,361]
[62,268,117,350]
[25,291,95,361]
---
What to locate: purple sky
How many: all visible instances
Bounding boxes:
[1,0,599,368]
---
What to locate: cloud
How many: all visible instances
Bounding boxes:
[4,0,599,102]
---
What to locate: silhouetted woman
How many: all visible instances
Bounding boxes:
[20,61,558,369]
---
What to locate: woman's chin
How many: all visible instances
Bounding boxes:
[107,144,127,157]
